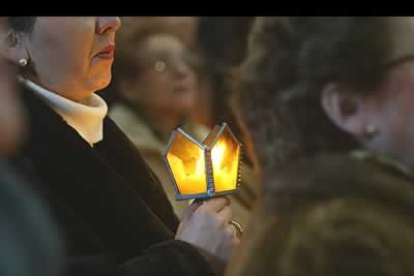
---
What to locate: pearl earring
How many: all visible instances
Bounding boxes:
[365,124,379,138]
[19,58,28,67]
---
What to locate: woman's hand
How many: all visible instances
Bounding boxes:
[175,196,239,264]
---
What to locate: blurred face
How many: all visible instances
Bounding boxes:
[361,59,414,166]
[10,17,121,101]
[129,34,198,118]
[322,17,414,167]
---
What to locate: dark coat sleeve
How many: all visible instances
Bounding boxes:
[118,240,216,276]
[14,86,218,276]
[12,155,217,276]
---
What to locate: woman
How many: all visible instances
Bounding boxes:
[0,18,62,276]
[108,17,200,217]
[227,16,414,275]
[237,16,414,183]
[5,17,238,276]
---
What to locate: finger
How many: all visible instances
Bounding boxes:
[198,196,230,213]
[217,205,232,224]
[181,200,203,221]
[225,225,237,241]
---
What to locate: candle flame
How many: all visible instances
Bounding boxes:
[211,140,239,192]
[212,141,226,169]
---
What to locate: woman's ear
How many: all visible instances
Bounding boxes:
[1,30,29,66]
[321,83,367,139]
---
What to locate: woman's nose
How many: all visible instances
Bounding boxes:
[173,60,195,81]
[96,17,121,34]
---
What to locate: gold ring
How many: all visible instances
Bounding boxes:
[229,220,244,237]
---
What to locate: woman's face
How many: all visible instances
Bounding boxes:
[15,17,121,101]
[323,17,414,167]
[361,59,414,166]
[130,34,198,118]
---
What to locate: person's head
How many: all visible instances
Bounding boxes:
[240,17,414,172]
[112,17,199,123]
[0,18,26,155]
[226,153,414,276]
[4,17,121,101]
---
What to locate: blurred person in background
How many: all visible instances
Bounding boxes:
[101,16,198,105]
[4,16,239,276]
[194,16,257,227]
[0,17,62,276]
[109,17,200,216]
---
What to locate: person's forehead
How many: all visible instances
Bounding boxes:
[157,17,197,48]
[147,34,184,49]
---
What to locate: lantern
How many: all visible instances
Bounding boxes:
[164,123,242,201]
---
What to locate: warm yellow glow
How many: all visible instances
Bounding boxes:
[212,142,226,168]
[167,147,207,195]
[212,140,240,192]
[165,124,241,199]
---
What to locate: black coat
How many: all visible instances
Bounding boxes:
[15,84,216,276]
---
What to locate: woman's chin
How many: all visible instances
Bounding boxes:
[89,73,112,93]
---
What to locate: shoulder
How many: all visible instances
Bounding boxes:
[349,150,414,182]
[262,151,414,214]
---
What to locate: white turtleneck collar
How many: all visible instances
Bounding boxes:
[19,77,108,147]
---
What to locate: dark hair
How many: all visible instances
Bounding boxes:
[197,17,256,166]
[226,153,414,276]
[198,17,255,120]
[239,17,393,171]
[8,17,36,33]
[198,17,255,69]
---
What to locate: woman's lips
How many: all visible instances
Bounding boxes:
[95,44,115,60]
